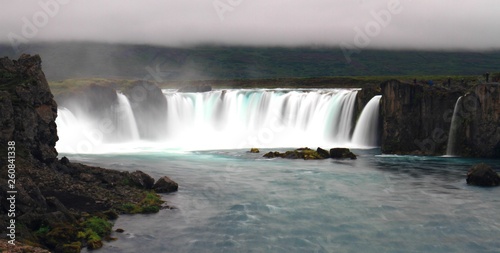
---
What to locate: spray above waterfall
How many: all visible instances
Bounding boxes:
[56,88,382,153]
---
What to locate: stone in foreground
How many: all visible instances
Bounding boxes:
[316,147,330,159]
[262,147,332,160]
[249,148,260,153]
[153,176,179,193]
[329,148,357,159]
[129,170,155,189]
[466,163,500,187]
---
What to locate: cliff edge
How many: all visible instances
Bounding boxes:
[0,55,176,252]
[380,80,499,158]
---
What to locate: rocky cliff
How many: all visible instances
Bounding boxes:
[379,80,499,158]
[0,55,176,252]
[459,84,500,157]
[0,55,58,163]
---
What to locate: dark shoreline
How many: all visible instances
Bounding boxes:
[0,55,178,252]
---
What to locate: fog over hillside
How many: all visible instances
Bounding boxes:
[1,0,499,49]
[1,1,499,80]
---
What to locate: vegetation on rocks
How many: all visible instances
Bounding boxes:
[0,55,178,252]
[263,147,357,160]
[119,192,164,214]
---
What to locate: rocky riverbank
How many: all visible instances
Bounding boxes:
[0,55,178,252]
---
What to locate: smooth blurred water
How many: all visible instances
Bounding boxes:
[68,149,500,253]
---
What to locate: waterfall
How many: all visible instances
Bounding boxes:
[332,91,358,142]
[446,96,463,156]
[351,95,382,147]
[55,107,93,153]
[56,89,364,152]
[116,93,140,141]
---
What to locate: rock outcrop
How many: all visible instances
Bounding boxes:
[263,148,326,160]
[0,55,177,251]
[329,148,357,159]
[466,164,500,187]
[129,170,155,189]
[0,55,58,163]
[380,80,463,156]
[249,148,260,153]
[380,80,499,158]
[56,84,118,122]
[153,176,179,193]
[316,147,331,159]
[263,147,356,160]
[178,84,212,93]
[123,80,168,140]
[458,84,500,158]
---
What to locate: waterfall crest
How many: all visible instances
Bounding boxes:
[55,89,385,153]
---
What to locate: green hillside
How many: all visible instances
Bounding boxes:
[0,42,498,81]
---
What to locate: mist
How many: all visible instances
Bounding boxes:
[1,0,500,50]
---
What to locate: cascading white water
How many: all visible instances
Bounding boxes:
[162,89,359,150]
[116,93,140,141]
[55,89,372,153]
[55,107,94,153]
[446,96,463,156]
[351,95,382,147]
[331,91,358,142]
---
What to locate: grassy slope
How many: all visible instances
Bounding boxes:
[48,74,485,95]
[1,42,499,82]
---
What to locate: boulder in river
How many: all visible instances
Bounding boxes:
[153,176,179,193]
[466,163,500,187]
[329,148,357,159]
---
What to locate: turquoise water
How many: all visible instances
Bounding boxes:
[70,149,500,253]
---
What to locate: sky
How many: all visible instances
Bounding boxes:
[1,0,500,50]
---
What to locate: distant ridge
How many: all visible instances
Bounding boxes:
[1,42,499,81]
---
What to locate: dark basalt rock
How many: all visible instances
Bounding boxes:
[380,80,500,158]
[316,147,331,159]
[0,54,58,164]
[123,80,168,140]
[129,170,155,189]
[178,84,212,93]
[263,151,282,158]
[153,176,179,193]
[263,147,329,160]
[56,83,118,122]
[329,148,357,159]
[0,55,175,251]
[466,164,500,187]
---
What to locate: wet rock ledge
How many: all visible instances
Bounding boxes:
[0,55,178,252]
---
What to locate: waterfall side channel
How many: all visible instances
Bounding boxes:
[446,96,463,156]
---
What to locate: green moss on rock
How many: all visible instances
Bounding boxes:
[118,192,164,214]
[62,241,81,253]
